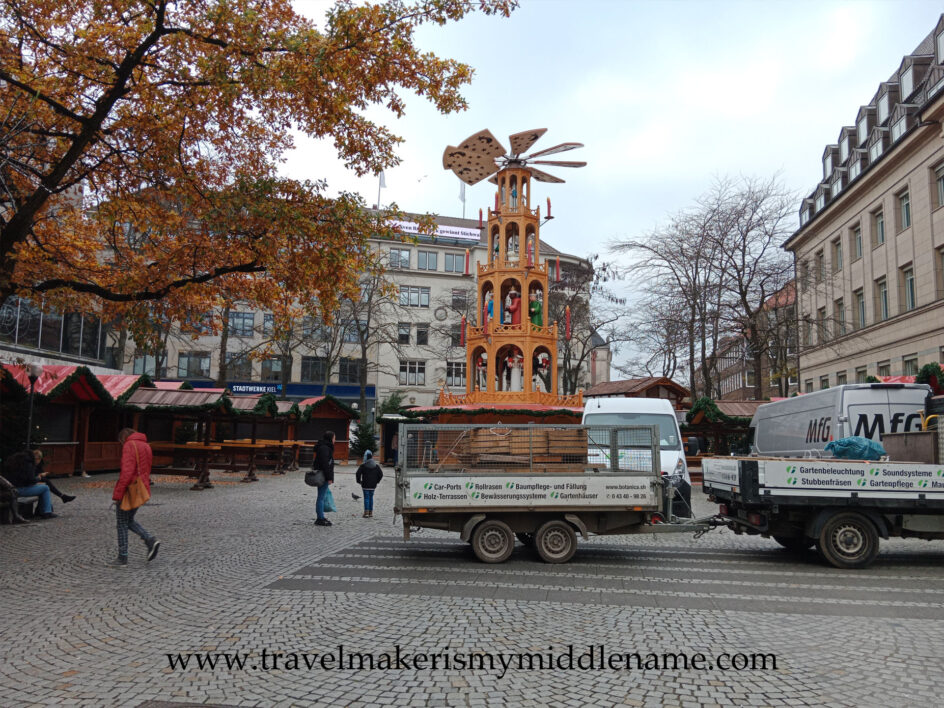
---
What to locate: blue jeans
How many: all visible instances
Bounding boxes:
[316,483,328,520]
[16,483,52,514]
[362,488,375,512]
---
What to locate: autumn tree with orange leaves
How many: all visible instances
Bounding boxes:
[0,0,516,342]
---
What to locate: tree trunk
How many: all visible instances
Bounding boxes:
[216,306,230,387]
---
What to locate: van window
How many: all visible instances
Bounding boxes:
[583,413,680,450]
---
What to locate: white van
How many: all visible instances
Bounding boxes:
[750,383,930,457]
[582,397,692,517]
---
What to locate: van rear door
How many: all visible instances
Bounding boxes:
[846,386,926,440]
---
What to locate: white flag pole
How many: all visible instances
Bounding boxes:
[376,170,386,208]
[459,181,466,219]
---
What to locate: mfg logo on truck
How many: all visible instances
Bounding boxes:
[806,413,922,443]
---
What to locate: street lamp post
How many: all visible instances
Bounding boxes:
[25,363,43,450]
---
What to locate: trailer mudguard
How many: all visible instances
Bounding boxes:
[564,513,589,540]
[459,514,486,542]
[805,507,890,541]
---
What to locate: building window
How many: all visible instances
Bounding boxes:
[342,320,365,344]
[857,118,868,145]
[450,323,461,347]
[230,312,254,337]
[803,318,812,346]
[877,361,890,377]
[416,324,429,346]
[872,210,885,246]
[799,261,809,291]
[901,266,916,311]
[819,375,830,390]
[938,31,944,63]
[831,239,842,272]
[891,117,906,142]
[878,94,889,123]
[836,372,847,386]
[226,352,252,380]
[855,367,867,383]
[898,191,911,230]
[262,313,275,336]
[840,137,849,162]
[451,288,468,310]
[133,351,165,377]
[817,307,827,343]
[823,154,833,179]
[446,361,466,387]
[901,66,914,99]
[389,248,410,269]
[875,279,889,321]
[417,251,437,271]
[444,253,464,273]
[830,178,842,199]
[834,298,845,336]
[178,351,211,378]
[851,226,862,261]
[399,360,426,386]
[815,251,825,283]
[300,356,327,383]
[849,160,861,181]
[869,140,883,163]
[398,322,411,345]
[815,193,825,211]
[804,380,814,393]
[261,357,284,382]
[399,286,430,308]
[338,357,361,384]
[903,356,918,377]
[936,165,944,209]
[854,289,866,330]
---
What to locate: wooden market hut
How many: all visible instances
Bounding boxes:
[296,396,359,462]
[583,377,690,410]
[0,364,154,476]
[683,397,764,457]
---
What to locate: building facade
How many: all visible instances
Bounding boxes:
[785,16,944,393]
[123,213,604,416]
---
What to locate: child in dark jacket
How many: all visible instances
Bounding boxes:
[355,450,383,518]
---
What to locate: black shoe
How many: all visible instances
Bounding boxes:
[37,512,58,519]
[315,518,332,526]
[61,494,76,503]
[146,539,161,562]
[106,556,128,568]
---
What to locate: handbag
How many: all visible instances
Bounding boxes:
[324,486,337,513]
[305,469,326,487]
[120,443,151,511]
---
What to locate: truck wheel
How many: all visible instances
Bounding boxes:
[515,532,535,547]
[471,519,515,563]
[535,520,578,564]
[773,535,814,552]
[817,512,880,569]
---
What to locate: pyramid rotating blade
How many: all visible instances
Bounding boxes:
[523,142,583,159]
[508,128,547,156]
[457,129,506,159]
[528,167,565,184]
[531,160,587,168]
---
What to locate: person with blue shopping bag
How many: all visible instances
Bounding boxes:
[355,450,383,518]
[313,431,335,527]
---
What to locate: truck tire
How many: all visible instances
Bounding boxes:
[515,532,535,547]
[817,512,880,569]
[773,535,814,552]
[535,520,578,564]
[471,519,515,563]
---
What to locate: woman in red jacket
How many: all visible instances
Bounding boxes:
[108,428,160,568]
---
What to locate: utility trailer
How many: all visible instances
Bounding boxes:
[394,423,676,564]
[703,452,944,569]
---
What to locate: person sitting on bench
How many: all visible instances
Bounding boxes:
[1,451,57,519]
[33,450,75,503]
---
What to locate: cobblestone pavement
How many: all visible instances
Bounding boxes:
[2,466,943,707]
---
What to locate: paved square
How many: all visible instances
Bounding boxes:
[2,466,943,706]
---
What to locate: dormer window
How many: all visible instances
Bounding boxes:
[901,66,914,99]
[849,159,861,180]
[830,173,843,198]
[878,94,889,123]
[840,137,849,162]
[815,192,826,211]
[857,117,869,145]
[869,140,883,162]
[891,116,907,142]
[800,209,809,226]
[823,154,833,179]
[937,31,944,63]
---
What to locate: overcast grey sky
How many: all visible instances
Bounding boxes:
[285,0,942,265]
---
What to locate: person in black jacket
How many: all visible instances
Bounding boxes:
[313,431,335,526]
[355,450,383,518]
[2,450,56,519]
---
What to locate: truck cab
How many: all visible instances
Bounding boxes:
[582,397,692,517]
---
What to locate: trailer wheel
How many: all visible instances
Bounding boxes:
[515,532,535,547]
[773,535,815,552]
[818,512,880,569]
[471,519,515,563]
[535,520,578,564]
